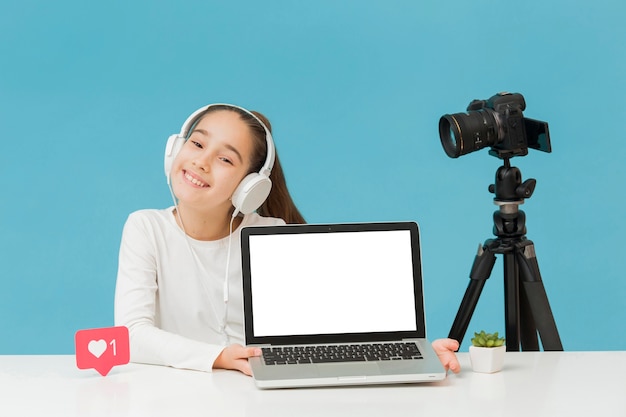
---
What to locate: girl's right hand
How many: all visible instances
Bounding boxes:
[213,344,262,376]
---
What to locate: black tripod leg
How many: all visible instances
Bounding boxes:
[449,280,485,345]
[519,279,540,350]
[503,253,524,351]
[448,243,497,345]
[515,241,563,351]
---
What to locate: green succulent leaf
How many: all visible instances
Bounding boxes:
[471,330,506,347]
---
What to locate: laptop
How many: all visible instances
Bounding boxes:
[240,221,446,389]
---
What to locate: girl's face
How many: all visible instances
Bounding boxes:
[170,110,254,213]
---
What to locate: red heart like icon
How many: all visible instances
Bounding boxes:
[75,326,130,376]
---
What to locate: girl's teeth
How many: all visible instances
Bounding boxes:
[185,173,207,187]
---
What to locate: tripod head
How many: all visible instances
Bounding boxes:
[488,158,536,239]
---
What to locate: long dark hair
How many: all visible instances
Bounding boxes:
[200,105,305,224]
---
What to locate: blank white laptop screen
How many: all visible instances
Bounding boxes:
[247,229,418,337]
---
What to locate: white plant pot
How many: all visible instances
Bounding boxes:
[469,345,506,373]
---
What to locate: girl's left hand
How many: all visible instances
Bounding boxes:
[431,338,461,373]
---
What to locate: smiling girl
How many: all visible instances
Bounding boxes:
[114,104,304,375]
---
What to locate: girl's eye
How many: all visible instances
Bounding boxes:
[190,140,203,149]
[219,157,233,165]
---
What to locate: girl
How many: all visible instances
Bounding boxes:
[114,104,459,376]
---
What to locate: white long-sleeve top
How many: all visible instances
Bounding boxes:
[114,207,284,372]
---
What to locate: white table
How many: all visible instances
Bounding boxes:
[1,352,624,416]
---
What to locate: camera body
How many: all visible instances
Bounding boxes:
[439,92,551,159]
[468,92,528,159]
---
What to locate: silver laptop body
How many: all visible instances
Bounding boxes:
[240,222,446,389]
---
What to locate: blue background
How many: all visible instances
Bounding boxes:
[1,0,624,354]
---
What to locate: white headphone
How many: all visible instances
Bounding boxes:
[164,103,276,216]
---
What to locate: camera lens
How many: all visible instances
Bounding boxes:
[439,109,501,158]
[438,117,460,158]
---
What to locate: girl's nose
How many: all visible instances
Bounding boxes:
[193,153,211,172]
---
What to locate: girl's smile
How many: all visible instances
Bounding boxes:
[183,170,210,188]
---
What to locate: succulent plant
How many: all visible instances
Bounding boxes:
[471,330,505,348]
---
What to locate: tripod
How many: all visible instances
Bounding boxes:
[448,159,563,351]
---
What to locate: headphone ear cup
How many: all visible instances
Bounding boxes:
[164,134,185,182]
[232,173,273,215]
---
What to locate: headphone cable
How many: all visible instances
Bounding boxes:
[167,180,232,342]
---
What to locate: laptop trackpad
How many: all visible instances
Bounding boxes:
[316,362,381,377]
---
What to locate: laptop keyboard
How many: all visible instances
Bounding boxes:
[261,342,423,365]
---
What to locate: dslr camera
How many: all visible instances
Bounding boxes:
[439,92,551,159]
